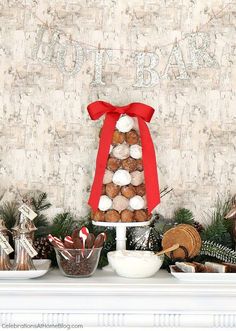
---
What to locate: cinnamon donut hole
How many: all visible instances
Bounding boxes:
[136,159,143,171]
[105,183,120,198]
[105,210,120,222]
[107,157,121,171]
[121,185,136,198]
[126,130,139,145]
[134,209,148,222]
[112,130,125,145]
[120,209,134,222]
[121,157,137,172]
[135,183,146,196]
[92,210,105,222]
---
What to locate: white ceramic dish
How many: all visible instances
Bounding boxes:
[170,265,236,283]
[108,250,164,278]
[0,259,51,279]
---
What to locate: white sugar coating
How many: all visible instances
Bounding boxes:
[129,195,145,210]
[112,195,129,212]
[109,145,113,154]
[112,143,130,160]
[98,195,112,211]
[130,144,142,159]
[113,169,131,186]
[131,171,144,186]
[116,115,134,133]
[103,170,114,184]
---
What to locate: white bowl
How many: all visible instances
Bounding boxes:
[108,250,164,278]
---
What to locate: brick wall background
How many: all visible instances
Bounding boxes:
[0,0,235,221]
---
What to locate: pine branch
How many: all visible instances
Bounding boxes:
[0,201,19,230]
[200,240,236,264]
[49,212,77,238]
[31,192,51,212]
[201,195,234,248]
[174,208,194,225]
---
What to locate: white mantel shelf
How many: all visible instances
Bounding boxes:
[1,268,236,329]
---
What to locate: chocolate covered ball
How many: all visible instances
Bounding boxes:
[135,183,145,196]
[120,209,134,222]
[107,157,121,171]
[92,210,105,222]
[112,143,130,160]
[103,170,114,184]
[136,159,143,171]
[112,195,129,212]
[105,210,120,222]
[134,209,148,222]
[126,130,139,145]
[105,183,120,198]
[131,171,144,186]
[112,130,125,144]
[121,157,137,172]
[121,185,136,198]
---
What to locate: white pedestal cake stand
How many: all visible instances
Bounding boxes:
[92,220,151,271]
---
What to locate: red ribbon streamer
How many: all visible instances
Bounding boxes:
[87,101,160,213]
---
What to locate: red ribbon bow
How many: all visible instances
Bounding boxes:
[87,101,160,213]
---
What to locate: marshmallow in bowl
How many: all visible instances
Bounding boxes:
[113,169,131,186]
[112,143,130,160]
[129,195,145,210]
[98,195,112,211]
[108,250,164,278]
[130,144,142,159]
[116,115,134,133]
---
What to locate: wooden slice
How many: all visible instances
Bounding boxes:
[179,224,202,257]
[162,226,195,259]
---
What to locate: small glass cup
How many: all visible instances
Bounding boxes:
[54,247,102,278]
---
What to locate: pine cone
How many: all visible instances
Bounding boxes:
[34,236,54,260]
[194,221,204,233]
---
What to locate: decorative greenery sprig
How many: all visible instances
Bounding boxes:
[0,191,51,238]
[200,241,236,264]
[201,196,234,249]
[174,208,194,225]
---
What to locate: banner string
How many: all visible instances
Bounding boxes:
[17,1,235,52]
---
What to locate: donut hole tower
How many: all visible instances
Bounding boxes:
[88,101,160,251]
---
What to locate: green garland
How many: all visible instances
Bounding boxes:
[0,190,235,269]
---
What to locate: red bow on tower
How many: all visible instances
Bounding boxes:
[87,101,160,213]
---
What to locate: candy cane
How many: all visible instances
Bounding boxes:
[48,234,73,260]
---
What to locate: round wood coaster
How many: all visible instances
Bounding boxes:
[177,224,202,258]
[162,226,195,259]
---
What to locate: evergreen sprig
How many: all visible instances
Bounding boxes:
[28,191,51,238]
[31,192,52,212]
[0,201,19,230]
[174,208,194,225]
[49,212,77,238]
[201,196,234,248]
